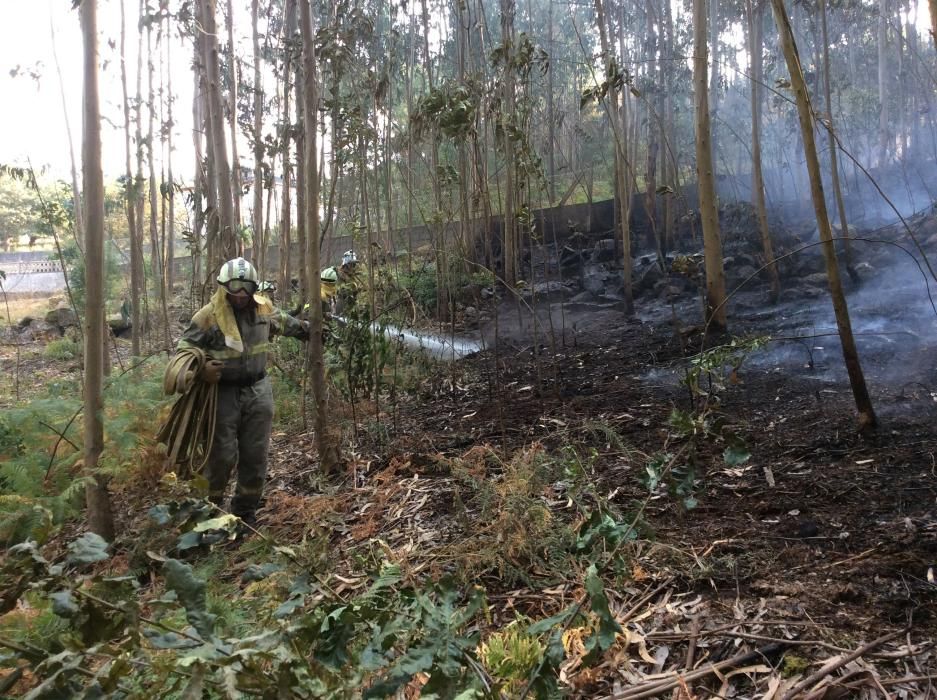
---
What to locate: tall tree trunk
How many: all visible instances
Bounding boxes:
[595,0,634,313]
[878,0,890,166]
[299,0,339,472]
[819,0,855,273]
[746,0,780,302]
[50,17,85,252]
[644,0,661,262]
[499,0,519,288]
[146,18,163,296]
[278,0,296,300]
[198,0,238,266]
[192,58,206,288]
[251,0,264,276]
[770,0,877,431]
[165,10,176,293]
[120,0,142,357]
[225,0,243,232]
[694,0,729,331]
[135,0,149,330]
[546,0,557,204]
[80,0,115,541]
[295,64,308,300]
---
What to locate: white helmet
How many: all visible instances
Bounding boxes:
[218,258,259,290]
[341,250,358,266]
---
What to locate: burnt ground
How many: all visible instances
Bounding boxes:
[259,267,937,696]
[4,234,937,695]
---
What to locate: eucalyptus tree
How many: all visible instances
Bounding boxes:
[225,0,244,228]
[818,0,854,274]
[197,0,238,270]
[498,0,520,288]
[119,0,143,356]
[593,0,635,313]
[251,0,264,276]
[277,0,296,300]
[299,0,341,473]
[693,0,728,332]
[770,0,877,431]
[745,0,780,302]
[80,0,116,541]
[145,5,163,301]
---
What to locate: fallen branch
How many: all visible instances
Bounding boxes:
[780,628,907,700]
[602,642,788,700]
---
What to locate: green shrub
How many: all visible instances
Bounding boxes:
[43,338,80,360]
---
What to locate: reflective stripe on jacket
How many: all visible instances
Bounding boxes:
[177,301,304,383]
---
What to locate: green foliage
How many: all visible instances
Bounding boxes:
[326,303,393,401]
[682,336,770,407]
[412,79,482,140]
[58,238,122,313]
[478,621,545,689]
[0,359,169,547]
[394,262,494,318]
[42,337,80,360]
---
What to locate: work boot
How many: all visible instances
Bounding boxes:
[233,511,257,539]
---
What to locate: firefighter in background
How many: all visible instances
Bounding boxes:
[320,250,362,315]
[175,258,308,526]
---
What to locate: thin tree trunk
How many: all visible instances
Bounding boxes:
[146,18,163,294]
[295,67,308,301]
[199,0,238,265]
[746,0,781,302]
[878,0,890,166]
[694,0,729,331]
[546,0,557,204]
[299,0,340,472]
[165,11,176,293]
[135,0,149,332]
[595,0,634,313]
[50,17,85,252]
[770,0,877,431]
[120,0,142,357]
[278,0,295,301]
[225,0,243,233]
[80,0,115,541]
[251,0,264,276]
[500,0,519,288]
[819,0,856,275]
[192,57,206,290]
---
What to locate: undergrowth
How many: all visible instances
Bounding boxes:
[0,338,766,697]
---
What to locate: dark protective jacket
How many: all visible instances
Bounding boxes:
[177,296,306,384]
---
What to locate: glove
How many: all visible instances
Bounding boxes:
[199,359,224,384]
[298,320,311,341]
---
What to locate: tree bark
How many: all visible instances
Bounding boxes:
[299,0,340,472]
[819,0,855,274]
[119,0,143,357]
[746,0,780,302]
[595,0,634,313]
[770,0,877,431]
[251,0,264,277]
[198,0,238,267]
[693,0,728,332]
[225,0,243,232]
[80,0,115,541]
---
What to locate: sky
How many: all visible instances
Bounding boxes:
[0,0,196,182]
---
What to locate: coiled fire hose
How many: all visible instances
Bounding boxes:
[157,348,218,478]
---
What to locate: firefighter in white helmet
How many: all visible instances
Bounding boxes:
[320,250,361,314]
[174,257,308,526]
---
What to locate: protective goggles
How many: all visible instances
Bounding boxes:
[223,279,257,294]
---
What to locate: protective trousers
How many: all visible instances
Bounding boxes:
[206,376,275,519]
